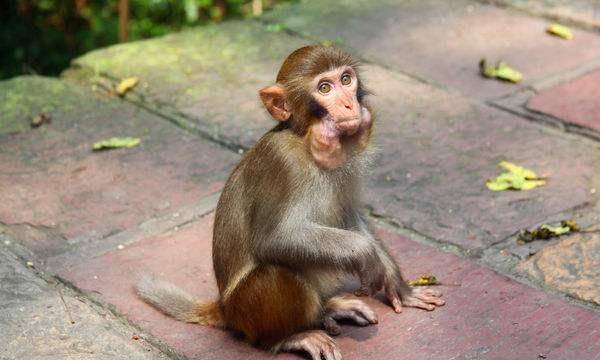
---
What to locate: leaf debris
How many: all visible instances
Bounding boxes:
[547,24,573,40]
[486,161,545,191]
[518,219,579,243]
[31,112,51,128]
[93,137,140,151]
[479,59,523,83]
[409,275,440,286]
[116,77,139,96]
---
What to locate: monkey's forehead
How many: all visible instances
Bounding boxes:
[277,46,359,83]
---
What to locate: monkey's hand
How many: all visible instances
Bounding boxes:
[384,276,445,313]
[355,255,385,297]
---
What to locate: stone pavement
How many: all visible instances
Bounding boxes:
[1,0,600,359]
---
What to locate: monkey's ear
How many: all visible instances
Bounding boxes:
[259,85,291,121]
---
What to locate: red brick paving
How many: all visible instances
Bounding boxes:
[0,78,238,258]
[527,70,600,132]
[61,215,600,360]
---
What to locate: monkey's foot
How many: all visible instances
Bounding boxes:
[323,295,378,335]
[400,287,445,311]
[280,330,342,360]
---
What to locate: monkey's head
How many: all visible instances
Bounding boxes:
[260,45,372,169]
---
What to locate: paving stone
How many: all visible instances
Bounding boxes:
[363,65,600,250]
[265,0,600,100]
[518,226,600,305]
[60,214,600,360]
[527,69,600,132]
[69,21,309,149]
[0,76,239,259]
[483,0,600,30]
[0,246,169,360]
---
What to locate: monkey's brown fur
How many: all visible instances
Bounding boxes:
[136,45,443,358]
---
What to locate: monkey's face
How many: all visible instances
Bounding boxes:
[309,66,364,136]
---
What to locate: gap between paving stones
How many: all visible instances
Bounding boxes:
[45,191,220,273]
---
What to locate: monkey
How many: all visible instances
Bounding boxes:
[136,45,444,360]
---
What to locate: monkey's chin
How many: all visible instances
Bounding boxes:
[335,118,361,136]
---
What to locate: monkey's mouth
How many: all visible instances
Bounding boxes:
[335,116,361,134]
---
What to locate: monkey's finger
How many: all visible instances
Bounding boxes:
[332,345,343,360]
[421,296,445,306]
[385,285,403,313]
[347,304,378,324]
[422,288,442,297]
[304,344,321,360]
[320,335,341,360]
[404,298,435,311]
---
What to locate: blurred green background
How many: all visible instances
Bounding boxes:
[1,0,289,80]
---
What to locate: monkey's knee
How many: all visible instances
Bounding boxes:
[222,266,322,348]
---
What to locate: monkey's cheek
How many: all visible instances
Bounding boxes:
[360,107,372,129]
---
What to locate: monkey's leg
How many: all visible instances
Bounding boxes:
[222,265,341,359]
[322,294,378,336]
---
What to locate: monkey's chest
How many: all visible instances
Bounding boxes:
[304,183,356,229]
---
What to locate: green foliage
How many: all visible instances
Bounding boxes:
[1,0,288,79]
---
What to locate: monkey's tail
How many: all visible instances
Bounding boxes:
[135,274,224,327]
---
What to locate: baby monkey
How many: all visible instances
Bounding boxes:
[136,45,444,360]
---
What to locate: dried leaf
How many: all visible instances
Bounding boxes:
[518,220,579,243]
[31,113,51,128]
[561,219,580,232]
[409,275,439,286]
[486,161,545,191]
[93,137,140,150]
[116,77,139,96]
[479,59,523,83]
[547,24,573,40]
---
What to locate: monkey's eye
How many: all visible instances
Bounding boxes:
[341,74,352,85]
[319,83,332,94]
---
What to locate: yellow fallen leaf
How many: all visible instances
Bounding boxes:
[479,59,522,83]
[486,161,545,191]
[116,77,139,96]
[93,137,140,150]
[498,161,538,179]
[409,275,439,286]
[547,24,573,40]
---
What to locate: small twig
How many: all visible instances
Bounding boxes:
[57,288,75,324]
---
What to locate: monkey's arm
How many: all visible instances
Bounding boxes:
[256,223,384,291]
[353,213,445,312]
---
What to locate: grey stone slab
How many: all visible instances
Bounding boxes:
[68,21,310,149]
[0,246,169,360]
[265,0,600,100]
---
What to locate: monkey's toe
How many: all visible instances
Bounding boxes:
[281,330,342,360]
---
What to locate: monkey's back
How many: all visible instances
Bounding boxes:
[212,128,306,295]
